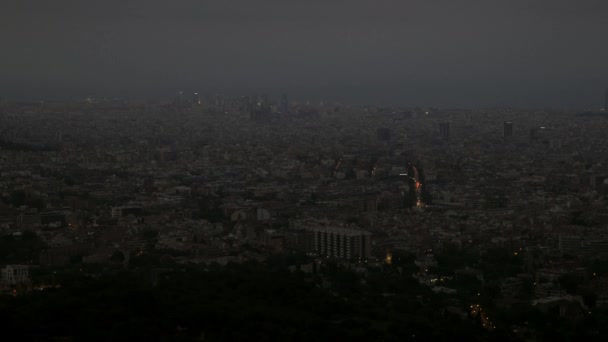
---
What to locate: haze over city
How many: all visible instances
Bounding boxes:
[1,0,607,107]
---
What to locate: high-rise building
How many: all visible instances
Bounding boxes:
[604,87,608,111]
[284,229,315,252]
[503,121,513,138]
[439,122,450,138]
[1,265,30,288]
[173,91,184,108]
[239,96,252,112]
[250,102,274,122]
[260,93,270,106]
[376,127,391,141]
[559,234,608,258]
[214,94,224,108]
[308,227,372,260]
[192,92,201,105]
[280,93,289,113]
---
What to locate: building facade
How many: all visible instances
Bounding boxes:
[439,123,450,138]
[1,265,30,288]
[503,121,513,138]
[309,227,372,260]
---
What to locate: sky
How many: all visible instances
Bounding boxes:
[1,0,607,108]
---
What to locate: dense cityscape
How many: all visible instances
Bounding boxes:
[1,91,608,339]
[2,0,608,340]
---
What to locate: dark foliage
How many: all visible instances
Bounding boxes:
[0,261,488,341]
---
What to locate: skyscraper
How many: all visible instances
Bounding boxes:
[439,123,450,138]
[173,91,184,108]
[503,121,513,138]
[604,87,608,111]
[280,93,289,113]
[376,127,391,141]
[214,94,224,109]
[250,101,274,122]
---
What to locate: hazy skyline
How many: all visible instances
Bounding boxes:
[1,0,607,108]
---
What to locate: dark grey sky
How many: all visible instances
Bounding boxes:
[1,0,607,107]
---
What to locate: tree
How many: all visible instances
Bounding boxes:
[582,291,597,309]
[558,273,581,295]
[111,251,126,263]
[142,229,159,240]
[26,197,45,211]
[9,190,27,207]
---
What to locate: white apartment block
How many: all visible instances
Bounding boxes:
[1,265,30,287]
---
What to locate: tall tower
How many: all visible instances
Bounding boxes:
[376,127,391,141]
[439,122,450,138]
[174,91,184,108]
[280,93,289,113]
[214,94,224,111]
[503,121,513,138]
